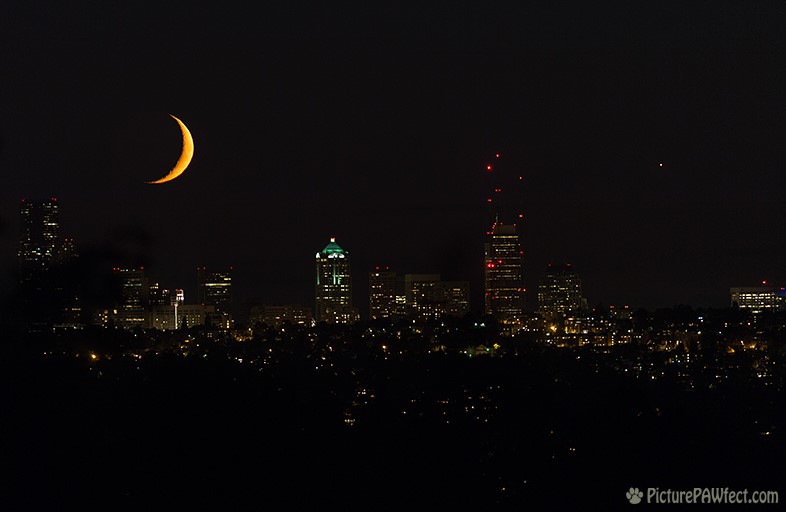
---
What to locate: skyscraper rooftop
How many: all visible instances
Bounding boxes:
[319,237,348,257]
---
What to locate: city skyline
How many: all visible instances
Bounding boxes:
[3,3,786,312]
[3,3,786,506]
[5,194,784,322]
[6,194,782,324]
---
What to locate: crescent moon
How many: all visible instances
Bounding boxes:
[146,114,194,184]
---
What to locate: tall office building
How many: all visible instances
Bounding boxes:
[484,223,524,325]
[369,267,398,320]
[197,268,232,313]
[52,236,83,331]
[17,198,84,331]
[404,274,440,314]
[56,237,78,265]
[538,263,585,318]
[18,198,60,287]
[315,237,358,323]
[483,153,525,327]
[433,281,471,318]
[197,267,233,327]
[113,267,148,329]
[148,281,170,307]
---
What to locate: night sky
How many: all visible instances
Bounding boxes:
[2,1,786,314]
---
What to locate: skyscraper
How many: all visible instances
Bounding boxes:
[17,198,84,332]
[433,281,471,318]
[315,237,357,323]
[404,274,440,307]
[113,267,148,329]
[18,198,60,287]
[482,153,525,328]
[484,223,524,325]
[52,236,83,331]
[197,267,233,327]
[148,280,170,307]
[538,263,585,319]
[56,237,78,265]
[369,267,398,320]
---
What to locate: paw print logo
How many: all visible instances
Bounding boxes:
[626,487,644,505]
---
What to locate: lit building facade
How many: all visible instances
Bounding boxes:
[113,267,148,329]
[148,281,170,307]
[197,268,232,313]
[18,198,84,331]
[315,238,357,323]
[431,281,471,318]
[56,237,78,265]
[249,304,314,328]
[18,198,60,287]
[538,263,584,318]
[369,268,398,320]
[148,303,214,330]
[404,274,440,315]
[197,267,233,328]
[404,274,470,320]
[52,236,82,331]
[484,224,524,325]
[730,286,786,313]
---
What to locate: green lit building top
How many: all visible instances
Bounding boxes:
[315,237,357,323]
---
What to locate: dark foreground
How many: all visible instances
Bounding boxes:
[3,348,784,510]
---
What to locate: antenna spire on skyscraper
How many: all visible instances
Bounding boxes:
[482,151,525,330]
